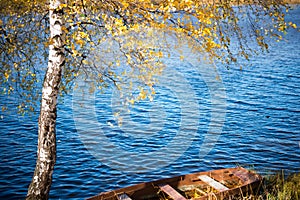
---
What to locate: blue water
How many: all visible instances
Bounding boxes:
[1,6,300,200]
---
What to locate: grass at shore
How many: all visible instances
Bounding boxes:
[229,171,300,200]
[260,171,300,200]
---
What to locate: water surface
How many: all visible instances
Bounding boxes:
[0,6,299,200]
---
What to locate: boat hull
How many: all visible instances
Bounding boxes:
[87,167,262,200]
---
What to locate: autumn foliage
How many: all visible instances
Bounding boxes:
[0,1,298,199]
[1,0,298,113]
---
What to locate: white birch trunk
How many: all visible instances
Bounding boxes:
[26,0,65,199]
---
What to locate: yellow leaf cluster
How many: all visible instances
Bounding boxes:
[0,0,295,114]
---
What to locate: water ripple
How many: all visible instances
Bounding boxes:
[1,7,300,200]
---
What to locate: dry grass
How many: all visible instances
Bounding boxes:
[260,171,300,200]
[226,171,300,200]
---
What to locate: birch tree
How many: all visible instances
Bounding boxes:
[0,0,298,199]
[25,0,65,199]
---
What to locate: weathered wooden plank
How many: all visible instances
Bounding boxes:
[158,183,187,200]
[198,175,229,192]
[117,193,132,200]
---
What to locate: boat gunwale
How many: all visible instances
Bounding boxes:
[87,167,263,200]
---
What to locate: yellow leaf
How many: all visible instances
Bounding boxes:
[158,51,163,58]
[4,72,9,80]
[2,106,7,112]
[60,4,67,8]
[139,89,147,100]
[113,112,120,117]
[288,22,297,29]
[72,49,78,55]
[128,99,135,105]
[76,39,85,46]
[13,63,18,68]
[116,60,120,66]
[203,28,211,36]
[79,31,88,38]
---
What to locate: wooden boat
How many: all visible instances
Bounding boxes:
[87,167,263,200]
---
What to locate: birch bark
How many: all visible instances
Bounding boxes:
[26,0,65,199]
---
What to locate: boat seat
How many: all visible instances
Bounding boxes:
[198,175,229,192]
[117,193,132,200]
[158,183,187,200]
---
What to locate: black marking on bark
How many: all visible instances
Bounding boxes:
[53,8,64,16]
[54,20,62,26]
[61,59,65,67]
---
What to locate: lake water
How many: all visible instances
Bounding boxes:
[0,6,299,200]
